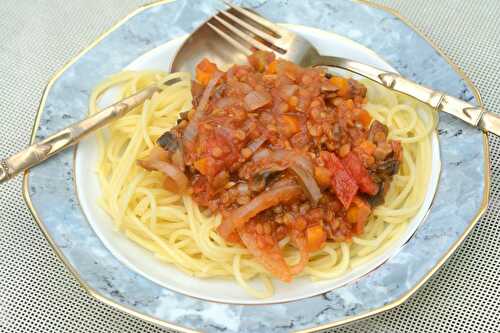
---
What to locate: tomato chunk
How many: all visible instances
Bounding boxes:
[321,151,358,208]
[342,152,379,195]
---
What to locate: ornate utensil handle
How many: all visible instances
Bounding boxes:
[314,55,500,136]
[0,86,159,183]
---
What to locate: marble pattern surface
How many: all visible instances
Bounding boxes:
[26,0,487,332]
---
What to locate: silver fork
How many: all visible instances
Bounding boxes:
[210,1,500,136]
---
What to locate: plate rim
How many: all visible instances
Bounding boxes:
[22,0,490,332]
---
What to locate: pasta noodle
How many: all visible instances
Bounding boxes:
[90,70,434,298]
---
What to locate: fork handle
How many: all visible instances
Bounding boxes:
[314,55,500,137]
[0,86,159,183]
[480,110,500,136]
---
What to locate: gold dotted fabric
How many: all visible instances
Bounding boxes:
[0,1,498,332]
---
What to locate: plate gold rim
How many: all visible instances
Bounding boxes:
[21,0,490,332]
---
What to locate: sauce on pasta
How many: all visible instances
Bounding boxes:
[139,52,403,283]
[91,51,434,298]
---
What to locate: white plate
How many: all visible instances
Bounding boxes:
[75,24,441,305]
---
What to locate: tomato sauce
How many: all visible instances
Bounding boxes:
[148,51,402,281]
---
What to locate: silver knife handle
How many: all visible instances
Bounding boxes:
[0,86,159,183]
[314,55,492,134]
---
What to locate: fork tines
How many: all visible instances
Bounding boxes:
[208,1,288,55]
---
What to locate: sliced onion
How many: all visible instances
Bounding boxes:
[218,184,303,239]
[191,81,205,105]
[148,146,169,161]
[170,149,185,172]
[251,148,270,162]
[236,182,250,195]
[244,90,272,111]
[246,136,267,153]
[287,154,322,205]
[215,96,238,109]
[138,159,188,193]
[226,66,235,81]
[182,121,198,148]
[278,84,298,100]
[239,226,293,282]
[252,150,322,205]
[183,71,223,145]
[248,164,287,193]
[234,81,252,94]
[197,71,223,114]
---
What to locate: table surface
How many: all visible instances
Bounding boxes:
[0,1,498,332]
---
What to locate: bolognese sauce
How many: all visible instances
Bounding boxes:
[140,51,402,282]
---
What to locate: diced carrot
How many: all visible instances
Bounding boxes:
[196,58,219,85]
[279,115,301,136]
[351,197,371,235]
[306,225,326,252]
[197,58,218,72]
[314,166,332,188]
[288,95,299,108]
[267,60,278,74]
[196,72,212,86]
[359,140,376,155]
[330,76,350,97]
[194,157,210,175]
[346,206,359,224]
[357,109,372,127]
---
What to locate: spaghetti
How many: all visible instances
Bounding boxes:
[90,56,434,298]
